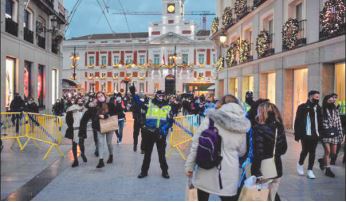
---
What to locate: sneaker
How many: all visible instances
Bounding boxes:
[94,149,99,157]
[71,160,79,168]
[318,158,324,170]
[137,172,148,179]
[162,171,170,179]
[325,167,335,178]
[96,159,105,168]
[297,163,304,175]
[107,155,113,164]
[307,170,316,179]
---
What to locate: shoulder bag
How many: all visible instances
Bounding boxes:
[99,115,119,134]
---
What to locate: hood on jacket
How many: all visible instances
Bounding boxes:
[207,103,250,133]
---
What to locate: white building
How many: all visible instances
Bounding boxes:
[62,0,216,96]
[1,0,66,113]
[211,0,345,128]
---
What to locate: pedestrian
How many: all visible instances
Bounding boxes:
[28,98,39,113]
[130,85,144,152]
[244,91,254,112]
[294,90,323,179]
[251,102,287,201]
[185,95,250,201]
[317,94,344,177]
[95,92,114,168]
[10,93,25,134]
[79,95,100,157]
[203,96,216,116]
[138,90,173,179]
[65,97,87,167]
[114,93,126,144]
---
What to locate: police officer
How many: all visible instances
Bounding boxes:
[138,90,173,179]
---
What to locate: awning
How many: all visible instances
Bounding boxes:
[62,79,78,88]
[207,85,215,90]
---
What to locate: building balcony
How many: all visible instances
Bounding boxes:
[319,23,346,41]
[24,27,34,43]
[37,35,46,49]
[5,18,18,37]
[283,19,307,51]
[51,40,59,54]
[254,0,267,7]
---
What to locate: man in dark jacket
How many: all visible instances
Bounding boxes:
[294,90,323,179]
[130,85,143,152]
[10,93,25,133]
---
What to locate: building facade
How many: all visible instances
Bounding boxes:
[62,0,216,96]
[1,0,66,112]
[211,0,345,128]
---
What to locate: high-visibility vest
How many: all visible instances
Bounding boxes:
[145,101,171,128]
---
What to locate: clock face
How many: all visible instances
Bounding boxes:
[167,4,175,13]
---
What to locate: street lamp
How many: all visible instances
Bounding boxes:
[219,32,228,94]
[169,45,181,94]
[70,46,80,80]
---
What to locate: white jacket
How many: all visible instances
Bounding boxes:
[185,103,250,196]
[66,104,84,128]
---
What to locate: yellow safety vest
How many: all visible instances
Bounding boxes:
[146,101,171,128]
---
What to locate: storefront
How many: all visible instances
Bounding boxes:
[183,82,214,97]
[335,63,346,114]
[24,61,32,99]
[242,76,254,101]
[5,57,16,109]
[38,65,45,108]
[229,78,238,98]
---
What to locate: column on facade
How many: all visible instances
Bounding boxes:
[308,63,335,98]
[17,58,25,96]
[273,0,284,53]
[31,62,39,102]
[258,73,267,98]
[282,68,294,129]
[306,0,320,43]
[18,0,25,40]
[1,48,6,111]
[251,13,260,60]
[0,0,5,34]
[275,67,284,113]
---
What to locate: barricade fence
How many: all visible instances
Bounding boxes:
[0,112,64,160]
[167,114,203,160]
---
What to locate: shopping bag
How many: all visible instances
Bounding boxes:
[238,176,270,201]
[185,177,198,201]
[100,115,118,134]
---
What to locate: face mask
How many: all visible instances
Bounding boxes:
[140,98,145,102]
[98,97,105,103]
[116,97,122,102]
[312,99,319,105]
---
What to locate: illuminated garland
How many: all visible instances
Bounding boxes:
[282,18,299,50]
[256,30,271,57]
[235,0,247,19]
[320,0,346,36]
[222,7,233,26]
[239,40,251,63]
[216,57,224,71]
[226,42,238,67]
[211,17,219,34]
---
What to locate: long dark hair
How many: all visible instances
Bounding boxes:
[322,94,336,117]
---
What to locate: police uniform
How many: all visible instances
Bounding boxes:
[138,92,173,179]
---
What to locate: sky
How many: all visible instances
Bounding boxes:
[64,0,216,39]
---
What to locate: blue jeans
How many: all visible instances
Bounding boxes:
[117,119,125,142]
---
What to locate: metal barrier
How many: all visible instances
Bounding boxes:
[0,112,64,160]
[167,114,201,160]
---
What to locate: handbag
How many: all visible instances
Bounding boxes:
[99,115,119,134]
[185,177,198,201]
[323,127,339,138]
[239,183,269,201]
[260,128,278,179]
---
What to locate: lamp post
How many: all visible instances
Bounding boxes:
[169,45,181,95]
[70,46,80,80]
[219,32,228,94]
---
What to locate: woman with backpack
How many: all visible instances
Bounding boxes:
[251,102,287,201]
[185,95,250,201]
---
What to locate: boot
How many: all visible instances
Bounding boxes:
[137,172,148,179]
[325,167,335,178]
[133,145,137,152]
[81,153,87,163]
[94,149,99,157]
[162,171,170,179]
[107,155,113,164]
[96,159,105,168]
[72,142,79,168]
[318,158,324,170]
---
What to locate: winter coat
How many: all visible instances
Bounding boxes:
[130,94,142,122]
[251,119,287,178]
[185,103,250,196]
[78,106,98,139]
[322,107,344,138]
[114,101,126,120]
[10,97,25,112]
[294,100,323,141]
[64,105,84,140]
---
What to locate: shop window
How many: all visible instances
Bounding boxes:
[38,65,45,108]
[335,63,346,114]
[267,73,276,104]
[24,61,32,99]
[293,68,308,125]
[229,78,238,98]
[51,69,58,104]
[5,57,16,108]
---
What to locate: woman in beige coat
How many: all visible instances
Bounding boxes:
[185,95,250,201]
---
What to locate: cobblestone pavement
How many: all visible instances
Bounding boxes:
[1,113,346,201]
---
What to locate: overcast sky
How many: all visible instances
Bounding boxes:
[64,0,216,39]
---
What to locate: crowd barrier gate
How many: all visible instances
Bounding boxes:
[167,114,201,160]
[0,112,64,160]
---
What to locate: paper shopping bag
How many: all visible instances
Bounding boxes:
[185,177,198,201]
[238,185,269,201]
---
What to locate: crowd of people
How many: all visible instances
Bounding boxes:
[3,87,345,201]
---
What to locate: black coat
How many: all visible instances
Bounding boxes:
[251,120,287,178]
[78,107,98,139]
[65,111,74,139]
[294,101,323,141]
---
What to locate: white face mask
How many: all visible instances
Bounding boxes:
[116,97,121,102]
[98,97,105,103]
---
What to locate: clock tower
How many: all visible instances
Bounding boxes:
[162,0,184,24]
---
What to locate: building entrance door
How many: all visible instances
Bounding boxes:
[165,74,175,95]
